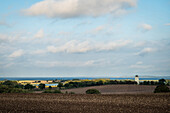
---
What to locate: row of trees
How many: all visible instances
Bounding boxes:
[62,79,169,89]
[0,80,48,93]
[140,79,169,85]
[0,81,30,93]
[63,80,137,89]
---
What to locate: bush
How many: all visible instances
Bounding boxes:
[0,85,11,93]
[53,90,62,93]
[154,85,170,93]
[0,85,28,93]
[24,84,35,89]
[10,88,28,93]
[69,92,75,94]
[86,89,101,94]
[2,80,18,87]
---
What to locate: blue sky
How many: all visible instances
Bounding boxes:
[0,0,170,77]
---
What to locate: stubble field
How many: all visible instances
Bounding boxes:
[0,93,169,113]
[62,85,158,94]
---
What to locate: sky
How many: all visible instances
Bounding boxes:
[0,0,170,77]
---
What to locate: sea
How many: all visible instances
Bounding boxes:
[0,77,170,81]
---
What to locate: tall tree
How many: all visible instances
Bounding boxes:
[38,83,45,90]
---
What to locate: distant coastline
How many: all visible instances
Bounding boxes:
[0,77,170,81]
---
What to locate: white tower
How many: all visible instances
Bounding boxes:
[135,75,139,85]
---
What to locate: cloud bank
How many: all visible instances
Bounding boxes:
[47,40,132,53]
[8,49,24,58]
[23,0,137,18]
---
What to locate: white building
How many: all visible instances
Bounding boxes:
[135,75,140,85]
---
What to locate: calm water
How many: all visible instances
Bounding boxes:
[33,83,58,86]
[0,77,169,81]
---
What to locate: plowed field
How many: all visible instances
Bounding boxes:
[0,93,169,113]
[62,85,158,94]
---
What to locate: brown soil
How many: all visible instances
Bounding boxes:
[0,93,169,113]
[62,85,159,94]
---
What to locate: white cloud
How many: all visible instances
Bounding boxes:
[165,23,170,26]
[34,61,89,67]
[130,61,153,69]
[0,34,17,43]
[87,25,106,35]
[8,49,24,58]
[94,26,105,32]
[135,47,155,56]
[47,46,58,53]
[136,61,143,65]
[31,49,46,55]
[0,33,29,43]
[47,40,92,53]
[95,40,132,51]
[0,34,8,42]
[34,29,44,38]
[23,0,137,18]
[140,24,152,31]
[47,40,132,53]
[34,59,109,67]
[130,64,153,69]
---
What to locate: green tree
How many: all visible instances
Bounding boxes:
[49,86,52,90]
[38,83,45,90]
[0,85,10,93]
[86,89,101,94]
[0,85,28,93]
[154,85,170,93]
[24,84,35,89]
[15,84,24,89]
[64,83,69,88]
[96,80,103,85]
[158,79,166,85]
[2,80,18,87]
[57,82,63,89]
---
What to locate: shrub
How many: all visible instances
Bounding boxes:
[0,85,28,93]
[2,80,18,87]
[10,88,28,93]
[154,85,170,93]
[53,90,62,93]
[86,89,101,94]
[24,84,35,89]
[69,92,75,94]
[0,85,11,93]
